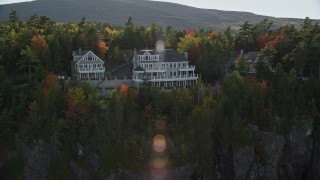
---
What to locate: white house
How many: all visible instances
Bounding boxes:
[72,49,105,80]
[132,49,198,88]
[237,51,273,75]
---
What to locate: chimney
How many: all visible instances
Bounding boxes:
[184,52,188,60]
[134,48,137,57]
[240,49,243,56]
[78,48,82,54]
[133,48,137,68]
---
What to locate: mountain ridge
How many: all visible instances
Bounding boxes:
[0,0,318,30]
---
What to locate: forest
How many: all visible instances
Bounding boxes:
[1,11,320,179]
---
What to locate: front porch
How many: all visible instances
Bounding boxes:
[78,72,105,80]
[132,75,198,88]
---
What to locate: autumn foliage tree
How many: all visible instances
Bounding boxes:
[270,30,281,48]
[257,34,272,50]
[67,87,86,104]
[95,37,108,58]
[43,72,59,97]
[177,35,200,53]
[65,87,93,148]
[30,34,48,56]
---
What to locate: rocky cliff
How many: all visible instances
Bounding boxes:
[1,117,319,179]
[230,117,318,180]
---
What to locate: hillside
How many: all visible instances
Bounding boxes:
[0,0,316,30]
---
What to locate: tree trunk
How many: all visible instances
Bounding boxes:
[28,59,31,81]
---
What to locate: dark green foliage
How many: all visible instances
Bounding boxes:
[1,13,320,179]
[315,117,320,142]
[0,154,24,179]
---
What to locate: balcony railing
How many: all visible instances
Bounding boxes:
[137,55,159,61]
[142,65,196,72]
[133,74,198,81]
[144,67,166,71]
[78,67,105,72]
[178,65,195,70]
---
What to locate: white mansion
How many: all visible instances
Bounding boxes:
[72,49,105,80]
[72,48,198,89]
[132,49,198,88]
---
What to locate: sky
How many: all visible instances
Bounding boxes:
[1,0,319,19]
[150,0,320,19]
[0,0,34,5]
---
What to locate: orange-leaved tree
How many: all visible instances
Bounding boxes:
[30,35,48,56]
[95,35,109,58]
[43,72,59,97]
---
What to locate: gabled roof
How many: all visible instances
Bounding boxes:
[138,50,155,55]
[136,49,187,62]
[121,50,134,62]
[73,50,88,57]
[244,51,259,62]
[76,51,104,64]
[243,51,269,65]
[162,49,187,62]
[73,50,89,62]
[134,66,145,71]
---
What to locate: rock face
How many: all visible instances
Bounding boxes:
[233,146,254,180]
[16,138,51,180]
[278,118,314,179]
[69,160,91,180]
[0,150,15,170]
[88,153,100,172]
[174,164,196,180]
[233,117,315,180]
[309,141,320,179]
[233,126,285,180]
[251,125,285,179]
[3,117,318,179]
